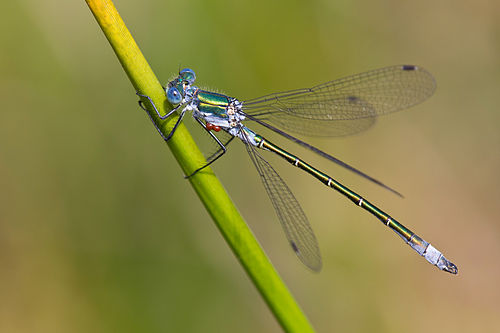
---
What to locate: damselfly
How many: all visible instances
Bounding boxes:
[137,65,458,274]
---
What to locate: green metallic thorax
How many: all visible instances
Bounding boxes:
[197,90,231,118]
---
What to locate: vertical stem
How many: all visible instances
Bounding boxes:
[85,0,317,332]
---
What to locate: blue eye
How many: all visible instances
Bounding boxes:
[167,87,182,104]
[180,68,196,84]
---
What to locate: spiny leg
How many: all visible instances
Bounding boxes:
[184,117,231,178]
[136,92,179,119]
[136,92,186,142]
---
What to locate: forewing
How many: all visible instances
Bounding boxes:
[243,65,435,136]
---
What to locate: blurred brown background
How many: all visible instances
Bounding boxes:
[1,0,499,332]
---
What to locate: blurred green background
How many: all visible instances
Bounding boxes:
[1,0,499,332]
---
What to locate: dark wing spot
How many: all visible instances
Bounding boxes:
[402,65,417,71]
[290,241,299,254]
[347,95,360,103]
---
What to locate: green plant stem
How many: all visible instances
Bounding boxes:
[85,1,316,331]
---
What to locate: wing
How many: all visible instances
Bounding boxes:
[242,131,322,271]
[243,65,435,136]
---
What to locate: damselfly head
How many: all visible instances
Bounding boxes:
[166,68,197,104]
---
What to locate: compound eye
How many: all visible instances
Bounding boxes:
[167,87,182,104]
[179,68,196,84]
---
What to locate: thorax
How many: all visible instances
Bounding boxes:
[192,89,245,132]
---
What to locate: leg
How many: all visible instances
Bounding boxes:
[136,92,185,142]
[185,117,231,178]
[136,92,179,119]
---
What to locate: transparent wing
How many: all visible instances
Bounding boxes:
[242,131,322,271]
[243,65,435,136]
[253,98,377,137]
